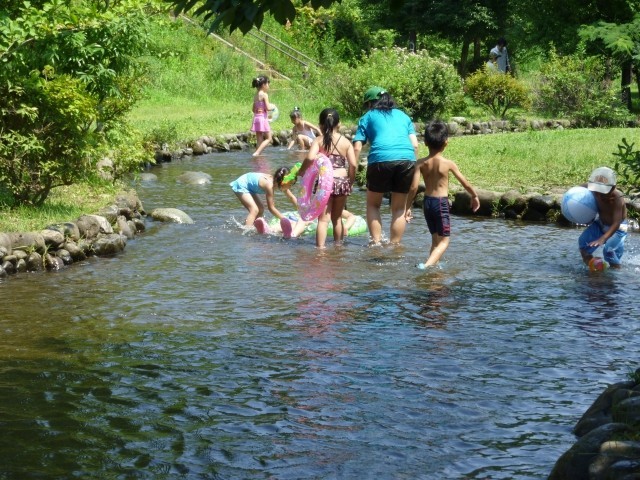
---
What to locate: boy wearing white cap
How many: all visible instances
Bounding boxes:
[579,166,628,268]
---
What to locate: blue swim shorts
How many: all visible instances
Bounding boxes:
[423,196,451,237]
[578,219,628,265]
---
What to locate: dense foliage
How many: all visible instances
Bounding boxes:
[613,138,640,194]
[0,0,154,206]
[531,48,631,126]
[308,47,466,121]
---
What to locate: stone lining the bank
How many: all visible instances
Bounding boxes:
[549,371,640,480]
[154,116,640,162]
[0,191,145,278]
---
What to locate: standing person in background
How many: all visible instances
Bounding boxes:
[250,76,274,157]
[490,37,510,74]
[353,86,419,246]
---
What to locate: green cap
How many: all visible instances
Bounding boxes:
[363,86,386,103]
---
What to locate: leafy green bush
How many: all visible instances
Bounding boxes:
[310,47,465,121]
[531,47,631,126]
[612,138,640,195]
[0,74,96,206]
[0,0,154,206]
[465,67,531,118]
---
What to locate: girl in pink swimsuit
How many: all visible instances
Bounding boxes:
[251,76,274,157]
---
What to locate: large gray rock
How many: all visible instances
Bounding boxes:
[40,228,65,248]
[575,381,636,436]
[0,233,12,255]
[116,216,135,239]
[63,241,87,261]
[452,188,498,216]
[139,172,158,182]
[150,208,194,224]
[176,171,212,185]
[9,232,46,254]
[26,252,43,271]
[45,222,80,241]
[549,423,632,480]
[91,234,126,256]
[76,215,113,240]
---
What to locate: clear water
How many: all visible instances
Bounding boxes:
[1,149,639,479]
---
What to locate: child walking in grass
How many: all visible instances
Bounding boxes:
[407,120,480,269]
[250,76,275,157]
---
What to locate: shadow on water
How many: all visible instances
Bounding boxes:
[1,149,639,479]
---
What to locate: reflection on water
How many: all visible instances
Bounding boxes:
[1,149,639,479]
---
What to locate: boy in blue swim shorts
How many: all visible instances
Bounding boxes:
[406,120,480,269]
[579,167,628,269]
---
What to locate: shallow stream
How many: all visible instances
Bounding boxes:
[1,149,639,479]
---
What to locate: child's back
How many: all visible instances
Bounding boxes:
[418,153,457,198]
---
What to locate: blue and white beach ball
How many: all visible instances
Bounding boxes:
[561,186,598,224]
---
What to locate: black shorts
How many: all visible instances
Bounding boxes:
[366,160,415,194]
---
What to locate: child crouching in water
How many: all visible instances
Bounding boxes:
[229,167,299,231]
[579,166,628,269]
[407,120,480,268]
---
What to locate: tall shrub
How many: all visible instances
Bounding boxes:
[465,67,531,119]
[531,47,631,126]
[0,0,153,206]
[312,47,465,121]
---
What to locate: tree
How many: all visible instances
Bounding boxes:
[165,0,340,33]
[579,14,640,110]
[0,0,152,206]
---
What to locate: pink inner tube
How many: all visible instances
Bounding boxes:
[297,154,334,221]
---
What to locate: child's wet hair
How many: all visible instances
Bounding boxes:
[290,106,302,119]
[424,120,449,149]
[252,76,269,88]
[273,166,290,187]
[318,108,340,152]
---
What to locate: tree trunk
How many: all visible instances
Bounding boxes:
[459,41,470,77]
[635,65,640,111]
[473,37,482,69]
[621,60,632,111]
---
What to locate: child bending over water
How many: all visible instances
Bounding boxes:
[230,167,298,229]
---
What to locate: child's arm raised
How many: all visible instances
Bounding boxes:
[450,162,480,212]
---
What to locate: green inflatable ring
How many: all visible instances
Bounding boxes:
[269,211,368,236]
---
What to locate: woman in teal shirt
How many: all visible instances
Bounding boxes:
[353,86,419,246]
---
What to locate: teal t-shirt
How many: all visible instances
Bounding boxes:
[353,109,416,164]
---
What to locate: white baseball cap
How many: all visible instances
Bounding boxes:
[587,167,616,194]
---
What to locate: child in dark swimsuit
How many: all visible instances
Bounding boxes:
[406,120,480,268]
[297,108,357,248]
